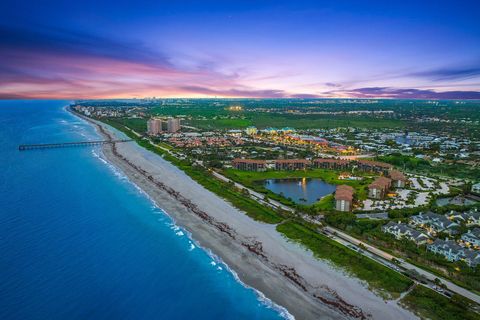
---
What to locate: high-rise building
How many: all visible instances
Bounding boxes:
[147,118,163,135]
[167,118,181,133]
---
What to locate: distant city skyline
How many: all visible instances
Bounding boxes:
[1,0,479,99]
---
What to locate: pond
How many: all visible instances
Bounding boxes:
[264,178,336,205]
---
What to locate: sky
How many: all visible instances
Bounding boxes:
[1,0,479,99]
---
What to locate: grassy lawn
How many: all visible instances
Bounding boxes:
[222,168,372,210]
[183,112,406,130]
[106,117,147,133]
[324,211,480,294]
[247,113,406,129]
[101,119,284,224]
[276,221,413,299]
[316,194,335,210]
[400,285,479,320]
[183,168,284,224]
[378,153,480,180]
[187,118,252,129]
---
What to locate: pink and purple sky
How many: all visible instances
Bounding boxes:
[1,0,479,99]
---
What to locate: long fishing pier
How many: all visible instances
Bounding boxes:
[18,139,132,151]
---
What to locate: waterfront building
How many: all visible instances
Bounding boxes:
[147,118,163,135]
[232,159,266,172]
[167,118,181,133]
[335,185,354,212]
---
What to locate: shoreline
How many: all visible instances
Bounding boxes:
[71,109,417,320]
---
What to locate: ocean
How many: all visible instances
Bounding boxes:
[0,100,286,320]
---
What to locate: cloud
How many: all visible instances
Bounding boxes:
[289,93,322,98]
[323,87,480,99]
[0,24,246,98]
[408,63,480,81]
[0,24,173,69]
[324,82,342,88]
[179,86,288,98]
[1,24,479,100]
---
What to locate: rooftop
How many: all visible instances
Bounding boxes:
[335,185,354,201]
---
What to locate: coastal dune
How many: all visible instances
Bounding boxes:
[88,117,416,320]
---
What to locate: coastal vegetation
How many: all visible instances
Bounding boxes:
[102,119,284,224]
[324,212,480,293]
[97,113,480,317]
[276,220,413,299]
[277,220,479,319]
[400,285,479,320]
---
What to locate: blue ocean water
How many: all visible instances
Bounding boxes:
[0,101,286,320]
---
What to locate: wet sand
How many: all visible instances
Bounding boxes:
[77,112,417,320]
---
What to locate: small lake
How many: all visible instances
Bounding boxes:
[264,178,336,205]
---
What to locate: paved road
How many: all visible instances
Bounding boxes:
[210,170,480,303]
[125,126,480,304]
[356,212,389,219]
[323,226,480,304]
[210,170,295,213]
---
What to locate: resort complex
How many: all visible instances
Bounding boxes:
[70,99,480,320]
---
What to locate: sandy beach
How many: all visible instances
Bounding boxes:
[79,114,416,320]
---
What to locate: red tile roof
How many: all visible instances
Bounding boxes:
[369,176,392,189]
[313,158,350,165]
[274,159,310,164]
[390,170,407,181]
[335,185,354,201]
[232,158,266,164]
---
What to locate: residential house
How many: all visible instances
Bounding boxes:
[410,212,459,235]
[428,239,465,262]
[428,239,480,267]
[446,209,480,226]
[463,250,480,267]
[382,222,430,244]
[461,228,480,249]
